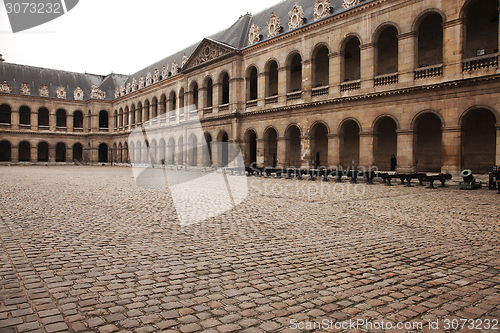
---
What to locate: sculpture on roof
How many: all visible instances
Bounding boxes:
[267,12,281,39]
[153,68,160,83]
[289,3,304,30]
[132,78,137,92]
[115,88,120,99]
[248,24,260,46]
[74,86,84,100]
[120,85,125,96]
[1,80,12,93]
[56,86,67,99]
[343,0,360,9]
[181,54,188,68]
[90,85,106,99]
[146,72,152,86]
[162,65,169,79]
[20,83,31,96]
[171,60,179,76]
[314,0,331,20]
[139,76,145,88]
[38,85,49,97]
[126,82,131,94]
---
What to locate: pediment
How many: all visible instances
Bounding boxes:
[183,38,236,71]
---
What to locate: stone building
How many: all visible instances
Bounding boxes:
[0,0,499,174]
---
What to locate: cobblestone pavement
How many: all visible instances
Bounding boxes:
[1,166,499,333]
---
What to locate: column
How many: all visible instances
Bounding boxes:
[396,129,415,173]
[257,72,266,108]
[398,32,418,84]
[30,145,37,162]
[441,126,462,175]
[256,138,264,168]
[276,136,286,168]
[329,52,341,98]
[11,109,19,130]
[67,114,73,132]
[199,87,207,113]
[442,19,465,81]
[31,110,37,130]
[49,110,56,131]
[278,67,288,104]
[302,60,312,102]
[229,77,243,112]
[360,43,376,90]
[66,145,72,163]
[327,134,340,167]
[213,83,221,113]
[11,144,18,163]
[359,132,375,167]
[48,143,55,163]
[301,135,311,169]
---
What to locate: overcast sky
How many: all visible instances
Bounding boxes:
[0,0,280,75]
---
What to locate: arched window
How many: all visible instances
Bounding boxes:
[343,37,361,81]
[220,73,230,105]
[246,66,258,101]
[205,78,213,108]
[99,110,109,128]
[56,109,67,128]
[191,82,199,110]
[376,26,398,75]
[38,108,49,127]
[312,46,330,87]
[0,104,11,124]
[74,111,83,129]
[288,53,302,92]
[464,0,499,59]
[267,61,279,97]
[19,106,31,125]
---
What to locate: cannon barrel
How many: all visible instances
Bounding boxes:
[460,169,475,183]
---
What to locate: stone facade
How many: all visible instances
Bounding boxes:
[0,0,499,174]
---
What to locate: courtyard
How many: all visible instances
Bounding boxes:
[0,166,499,333]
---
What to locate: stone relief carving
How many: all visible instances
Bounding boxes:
[181,53,188,68]
[20,83,31,95]
[115,88,120,99]
[171,61,179,76]
[267,12,281,39]
[132,78,137,92]
[314,0,331,20]
[343,0,360,9]
[120,85,125,96]
[289,3,304,30]
[56,86,67,99]
[186,40,233,69]
[39,85,49,97]
[1,80,12,93]
[139,76,145,88]
[153,68,160,83]
[146,72,152,86]
[126,82,131,93]
[90,85,106,99]
[74,86,84,100]
[162,65,169,79]
[248,24,260,45]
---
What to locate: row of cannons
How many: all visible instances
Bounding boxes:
[232,166,454,189]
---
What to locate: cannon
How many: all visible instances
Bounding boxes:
[458,169,482,190]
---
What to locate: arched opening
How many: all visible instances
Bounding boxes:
[152,97,158,119]
[179,88,185,113]
[150,139,157,164]
[206,78,213,108]
[288,53,302,92]
[245,130,257,167]
[217,132,229,167]
[0,104,11,124]
[247,67,258,101]
[159,139,166,164]
[87,111,92,130]
[0,141,11,161]
[169,91,177,117]
[38,108,49,127]
[286,125,301,167]
[340,120,360,166]
[377,26,399,75]
[113,110,118,129]
[37,142,49,162]
[192,82,199,110]
[73,143,83,162]
[99,110,109,128]
[221,73,230,105]
[119,108,124,129]
[414,113,442,172]
[204,133,213,166]
[160,94,167,117]
[313,46,330,87]
[123,142,129,163]
[264,128,278,167]
[464,0,499,59]
[129,142,135,163]
[168,138,176,164]
[19,106,31,125]
[130,105,136,127]
[343,37,361,81]
[374,117,398,170]
[56,143,66,162]
[461,108,497,173]
[124,106,129,127]
[142,141,148,163]
[115,143,120,163]
[144,100,150,122]
[56,109,67,128]
[137,102,143,124]
[267,61,279,97]
[98,143,108,163]
[18,141,31,162]
[74,111,83,129]
[417,13,443,67]
[188,135,198,166]
[311,123,328,168]
[135,141,142,164]
[177,136,184,165]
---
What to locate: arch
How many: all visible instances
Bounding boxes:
[177,136,184,165]
[191,81,199,110]
[168,137,176,164]
[179,88,185,112]
[56,109,67,128]
[159,138,166,164]
[285,125,302,167]
[98,143,108,163]
[340,119,361,166]
[123,142,129,163]
[150,139,157,164]
[137,102,143,124]
[416,11,444,67]
[130,104,136,127]
[18,141,30,162]
[264,126,278,167]
[462,0,499,58]
[413,112,443,172]
[38,107,49,127]
[410,110,445,129]
[412,8,446,32]
[73,143,83,162]
[246,66,258,101]
[144,99,150,122]
[37,142,49,162]
[341,35,361,82]
[376,25,399,75]
[0,104,11,124]
[56,142,66,162]
[124,106,129,127]
[188,134,198,166]
[312,45,330,88]
[160,94,167,116]
[244,129,257,167]
[205,76,214,108]
[19,106,31,125]
[152,97,158,119]
[135,141,142,164]
[204,133,213,166]
[113,110,118,129]
[119,107,124,129]
[99,110,109,128]
[215,131,229,167]
[169,91,177,115]
[116,142,121,163]
[373,116,398,170]
[461,107,497,173]
[219,72,230,105]
[72,110,83,129]
[0,140,11,162]
[287,52,302,93]
[266,60,279,97]
[310,122,329,168]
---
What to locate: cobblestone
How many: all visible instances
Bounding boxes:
[0,166,499,333]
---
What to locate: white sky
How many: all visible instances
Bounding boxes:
[0,0,280,76]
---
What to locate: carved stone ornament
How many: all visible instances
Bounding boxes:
[1,80,12,93]
[153,68,160,83]
[120,85,125,96]
[139,76,145,88]
[90,85,106,99]
[314,0,331,20]
[248,24,260,46]
[162,65,169,79]
[38,85,49,97]
[20,83,31,95]
[343,0,360,9]
[146,72,152,86]
[186,39,234,70]
[132,78,137,92]
[171,61,179,76]
[126,82,131,93]
[56,86,67,99]
[115,88,120,99]
[74,86,84,100]
[267,12,281,39]
[181,53,188,68]
[289,3,304,30]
